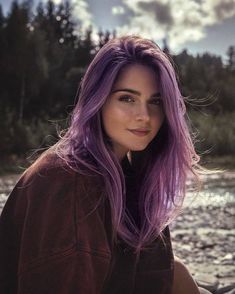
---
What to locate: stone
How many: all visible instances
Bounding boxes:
[196,274,219,292]
[216,284,235,294]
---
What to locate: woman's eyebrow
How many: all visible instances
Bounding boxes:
[111,88,161,97]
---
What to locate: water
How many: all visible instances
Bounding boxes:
[0,174,20,213]
[185,171,235,208]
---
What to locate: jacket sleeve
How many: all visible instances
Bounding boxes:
[0,155,78,293]
[0,174,28,293]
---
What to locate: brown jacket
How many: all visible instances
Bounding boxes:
[0,153,174,293]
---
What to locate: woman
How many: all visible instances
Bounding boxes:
[0,36,209,293]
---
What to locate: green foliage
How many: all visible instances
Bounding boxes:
[227,45,235,70]
[0,109,60,157]
[174,50,235,113]
[189,111,235,156]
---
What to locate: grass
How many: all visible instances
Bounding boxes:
[200,155,235,170]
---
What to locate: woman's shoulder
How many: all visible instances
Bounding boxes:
[12,149,74,195]
[21,151,75,184]
[1,151,78,215]
[0,151,104,232]
[14,150,104,199]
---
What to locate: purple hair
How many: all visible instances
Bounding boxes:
[55,35,200,253]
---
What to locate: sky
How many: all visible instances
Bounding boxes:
[1,0,235,62]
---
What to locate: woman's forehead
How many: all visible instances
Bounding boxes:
[112,63,159,92]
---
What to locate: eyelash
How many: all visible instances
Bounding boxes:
[118,95,134,103]
[150,98,162,106]
[118,95,162,105]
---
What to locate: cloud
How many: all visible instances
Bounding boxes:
[51,0,62,4]
[116,0,235,51]
[138,1,173,27]
[41,0,94,30]
[71,0,93,29]
[112,5,126,15]
[210,0,235,20]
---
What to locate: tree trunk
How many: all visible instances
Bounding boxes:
[19,73,25,122]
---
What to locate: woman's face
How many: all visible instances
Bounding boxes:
[101,63,165,160]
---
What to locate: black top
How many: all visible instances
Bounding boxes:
[102,156,174,294]
[121,155,141,229]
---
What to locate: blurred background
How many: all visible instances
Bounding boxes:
[0,0,234,172]
[0,1,235,292]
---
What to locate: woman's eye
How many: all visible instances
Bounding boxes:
[118,95,134,103]
[150,98,162,106]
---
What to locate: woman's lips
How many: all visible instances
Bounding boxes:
[129,129,150,136]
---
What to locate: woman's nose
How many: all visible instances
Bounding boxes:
[135,105,150,122]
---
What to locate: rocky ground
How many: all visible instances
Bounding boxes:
[171,171,235,293]
[0,171,234,293]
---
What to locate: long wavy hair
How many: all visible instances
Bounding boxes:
[54,35,201,253]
